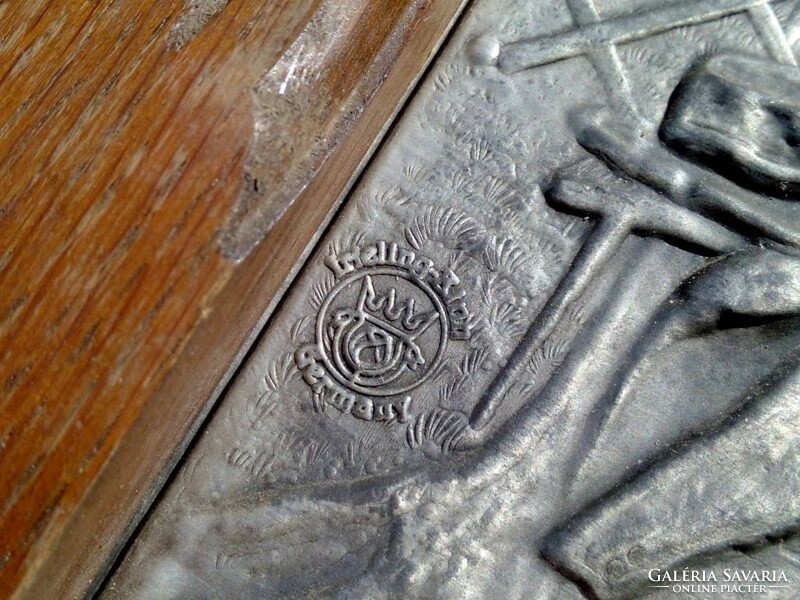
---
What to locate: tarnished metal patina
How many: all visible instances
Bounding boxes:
[105,0,800,597]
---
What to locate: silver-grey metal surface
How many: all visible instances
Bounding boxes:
[105,0,800,597]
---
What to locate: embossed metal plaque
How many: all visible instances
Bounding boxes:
[106,0,800,598]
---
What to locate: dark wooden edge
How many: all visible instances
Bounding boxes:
[15,2,469,598]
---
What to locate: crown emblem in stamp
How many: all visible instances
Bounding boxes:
[295,240,470,423]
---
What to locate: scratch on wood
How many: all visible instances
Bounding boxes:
[167,0,230,50]
[219,0,429,260]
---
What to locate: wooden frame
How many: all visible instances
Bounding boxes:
[0,1,468,597]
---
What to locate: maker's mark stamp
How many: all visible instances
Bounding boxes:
[295,240,470,423]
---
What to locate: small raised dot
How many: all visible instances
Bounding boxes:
[466,35,500,66]
[417,502,438,519]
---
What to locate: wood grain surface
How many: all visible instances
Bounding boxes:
[0,0,466,597]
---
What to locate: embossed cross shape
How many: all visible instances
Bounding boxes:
[498,0,797,115]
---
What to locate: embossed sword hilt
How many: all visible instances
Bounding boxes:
[468,158,745,431]
[576,107,800,249]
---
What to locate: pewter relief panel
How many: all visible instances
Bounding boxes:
[106,0,800,598]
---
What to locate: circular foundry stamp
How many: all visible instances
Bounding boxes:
[295,240,470,423]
